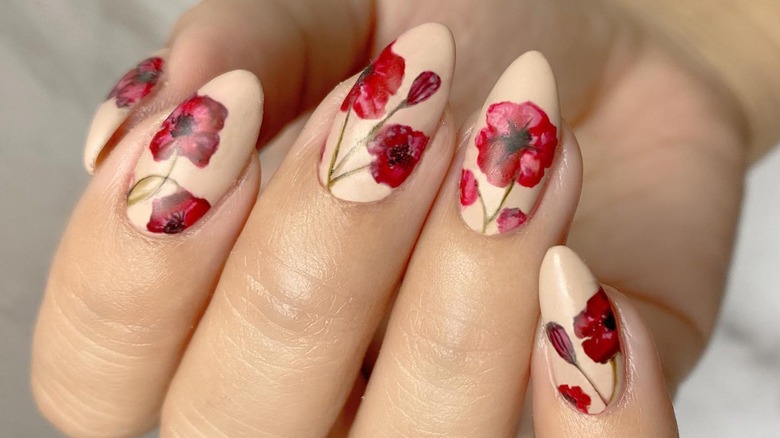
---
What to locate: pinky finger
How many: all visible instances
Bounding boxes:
[532,246,678,437]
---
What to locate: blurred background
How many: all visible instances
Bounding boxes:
[1,1,779,436]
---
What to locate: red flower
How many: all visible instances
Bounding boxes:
[558,385,592,414]
[367,124,429,188]
[341,42,405,119]
[108,57,164,108]
[574,288,620,364]
[475,101,558,188]
[496,208,527,233]
[150,94,228,168]
[146,189,211,234]
[460,170,479,206]
[406,71,441,106]
[546,322,577,365]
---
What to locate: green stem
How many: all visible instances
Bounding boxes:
[328,165,370,187]
[482,183,515,232]
[573,362,611,406]
[127,152,179,206]
[327,109,352,181]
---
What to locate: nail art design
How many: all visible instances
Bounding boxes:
[319,23,454,202]
[540,246,622,414]
[84,53,167,173]
[459,52,560,235]
[126,70,263,235]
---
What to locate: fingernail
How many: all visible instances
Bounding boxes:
[459,51,560,235]
[539,246,623,414]
[318,23,454,202]
[84,52,168,174]
[126,70,263,235]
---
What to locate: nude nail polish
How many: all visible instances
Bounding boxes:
[318,23,455,202]
[459,51,560,235]
[539,246,623,414]
[126,70,263,235]
[84,52,167,174]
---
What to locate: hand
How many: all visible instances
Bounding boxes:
[33,0,744,436]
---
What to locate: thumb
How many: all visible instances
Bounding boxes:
[83,0,370,173]
[532,245,678,437]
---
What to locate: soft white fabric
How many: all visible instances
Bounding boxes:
[0,1,777,436]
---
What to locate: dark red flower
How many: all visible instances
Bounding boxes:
[558,385,592,414]
[150,94,228,168]
[108,57,164,108]
[496,208,527,233]
[146,189,211,234]
[475,101,558,188]
[546,322,577,365]
[460,169,479,206]
[367,124,429,188]
[574,288,620,364]
[341,42,405,119]
[406,71,441,106]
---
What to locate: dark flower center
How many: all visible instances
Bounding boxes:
[137,70,158,83]
[163,212,186,234]
[387,144,413,168]
[561,392,577,405]
[171,114,196,138]
[504,121,533,154]
[602,312,616,331]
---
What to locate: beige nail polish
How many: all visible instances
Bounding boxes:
[84,51,168,174]
[126,70,263,235]
[459,51,560,235]
[318,23,455,202]
[540,246,623,414]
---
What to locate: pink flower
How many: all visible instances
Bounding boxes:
[108,57,164,108]
[460,170,479,206]
[574,288,620,364]
[545,322,577,365]
[558,385,592,414]
[146,189,210,234]
[149,94,228,168]
[406,71,441,106]
[475,101,557,188]
[367,124,429,188]
[341,42,405,119]
[496,208,527,233]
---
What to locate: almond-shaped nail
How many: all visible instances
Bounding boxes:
[540,246,623,414]
[318,23,454,202]
[84,51,168,174]
[459,51,560,235]
[126,70,263,235]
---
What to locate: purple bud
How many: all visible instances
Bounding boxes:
[406,71,441,106]
[545,322,577,365]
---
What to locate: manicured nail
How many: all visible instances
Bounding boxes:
[84,52,168,174]
[126,70,263,235]
[318,23,454,202]
[459,51,560,235]
[539,246,623,414]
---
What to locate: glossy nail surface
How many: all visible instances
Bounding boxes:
[126,70,263,235]
[540,246,623,414]
[459,51,560,235]
[318,23,454,202]
[84,52,168,173]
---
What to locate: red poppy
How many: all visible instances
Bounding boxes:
[496,208,527,234]
[367,124,428,188]
[341,42,405,119]
[406,71,441,106]
[574,288,620,364]
[108,57,164,108]
[149,94,228,168]
[546,322,577,365]
[558,385,592,414]
[460,169,479,206]
[475,101,558,188]
[146,189,210,234]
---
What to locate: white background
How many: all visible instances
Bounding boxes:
[1,1,778,436]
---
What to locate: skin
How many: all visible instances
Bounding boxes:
[32,0,746,436]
